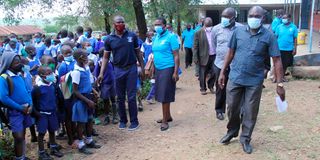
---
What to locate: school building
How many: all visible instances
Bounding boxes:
[0,25,44,42]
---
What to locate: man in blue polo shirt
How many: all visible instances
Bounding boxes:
[182,24,195,68]
[275,13,298,81]
[98,15,144,131]
[271,9,284,33]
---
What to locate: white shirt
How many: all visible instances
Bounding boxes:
[140,40,152,53]
[71,64,90,85]
[88,53,98,65]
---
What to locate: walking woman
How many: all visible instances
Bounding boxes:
[152,17,180,131]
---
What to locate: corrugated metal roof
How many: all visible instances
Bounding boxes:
[0,25,44,36]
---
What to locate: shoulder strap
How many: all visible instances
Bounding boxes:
[1,73,14,96]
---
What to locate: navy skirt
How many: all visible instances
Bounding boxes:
[155,67,176,103]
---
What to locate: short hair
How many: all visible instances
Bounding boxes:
[62,40,75,48]
[73,49,87,60]
[113,15,125,23]
[166,23,173,27]
[60,29,68,38]
[283,13,292,18]
[44,37,51,45]
[38,65,52,76]
[68,31,74,39]
[60,45,72,55]
[85,27,93,33]
[25,45,36,53]
[156,17,167,26]
[76,26,84,34]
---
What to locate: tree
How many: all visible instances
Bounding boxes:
[54,15,79,31]
[132,0,148,39]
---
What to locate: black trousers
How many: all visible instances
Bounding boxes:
[199,55,215,92]
[185,47,193,67]
[213,64,229,113]
[280,50,293,74]
[226,81,263,144]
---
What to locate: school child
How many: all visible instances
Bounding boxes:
[57,44,76,145]
[21,57,38,143]
[88,60,100,125]
[94,47,118,125]
[145,54,156,104]
[83,41,98,65]
[141,31,154,65]
[5,33,23,55]
[33,32,46,60]
[32,66,64,160]
[71,49,101,154]
[25,45,41,76]
[44,37,57,58]
[137,63,143,112]
[0,51,33,160]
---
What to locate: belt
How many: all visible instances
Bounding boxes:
[40,111,52,115]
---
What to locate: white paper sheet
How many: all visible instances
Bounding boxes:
[276,96,288,113]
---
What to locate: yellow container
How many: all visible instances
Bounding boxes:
[297,32,306,45]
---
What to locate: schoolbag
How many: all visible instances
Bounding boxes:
[0,73,13,129]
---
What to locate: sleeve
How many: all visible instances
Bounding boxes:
[71,70,81,85]
[271,20,277,32]
[31,86,41,111]
[0,78,23,111]
[268,34,281,57]
[211,27,217,54]
[133,34,140,49]
[170,34,180,51]
[51,47,57,58]
[57,62,66,80]
[275,26,279,36]
[140,44,145,52]
[294,26,298,38]
[104,38,112,52]
[228,30,237,50]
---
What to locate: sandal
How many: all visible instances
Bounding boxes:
[160,123,169,131]
[156,118,173,123]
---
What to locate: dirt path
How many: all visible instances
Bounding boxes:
[26,64,320,160]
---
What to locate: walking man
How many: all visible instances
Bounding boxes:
[218,6,286,154]
[212,7,242,120]
[182,24,195,68]
[98,15,144,131]
[193,17,215,95]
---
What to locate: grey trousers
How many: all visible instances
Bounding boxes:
[226,81,263,144]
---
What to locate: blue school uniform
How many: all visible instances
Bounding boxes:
[93,60,115,99]
[141,41,152,65]
[58,60,76,81]
[32,82,59,134]
[27,57,41,76]
[34,42,46,60]
[0,71,32,133]
[44,45,57,58]
[71,65,93,123]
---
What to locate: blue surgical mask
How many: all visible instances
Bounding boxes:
[73,47,78,51]
[35,38,41,43]
[11,38,18,42]
[247,18,262,29]
[22,65,30,73]
[154,26,164,34]
[64,55,74,62]
[84,32,89,38]
[45,74,56,83]
[221,17,231,27]
[101,36,108,42]
[86,46,93,54]
[282,19,289,24]
[51,39,55,45]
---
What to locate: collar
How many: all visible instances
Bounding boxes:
[246,25,264,35]
[110,30,128,37]
[27,57,36,61]
[157,30,169,38]
[6,70,19,77]
[36,79,52,86]
[144,39,152,45]
[74,64,89,72]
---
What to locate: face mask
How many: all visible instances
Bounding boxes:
[51,39,55,45]
[35,38,41,43]
[282,19,289,24]
[64,55,74,62]
[101,36,108,42]
[86,46,93,54]
[115,24,125,33]
[84,32,89,38]
[154,26,163,34]
[73,47,78,51]
[45,74,56,83]
[221,17,231,27]
[22,65,30,73]
[247,18,262,29]
[11,38,18,42]
[48,63,56,71]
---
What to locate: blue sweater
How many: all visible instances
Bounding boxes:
[58,60,76,81]
[32,84,57,112]
[0,75,33,111]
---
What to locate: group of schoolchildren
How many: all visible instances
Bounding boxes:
[0,25,156,160]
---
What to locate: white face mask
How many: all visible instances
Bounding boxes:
[247,17,262,29]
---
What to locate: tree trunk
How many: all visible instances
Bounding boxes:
[169,14,173,24]
[177,0,181,36]
[132,0,148,40]
[103,11,111,34]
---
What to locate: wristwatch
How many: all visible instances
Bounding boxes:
[277,83,284,88]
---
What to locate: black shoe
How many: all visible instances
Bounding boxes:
[156,118,173,123]
[220,133,237,144]
[79,146,93,155]
[104,116,110,125]
[209,87,215,94]
[47,143,62,150]
[92,129,99,136]
[216,113,224,120]
[160,123,169,131]
[38,151,53,160]
[50,147,64,157]
[86,141,101,149]
[112,116,119,124]
[241,142,253,154]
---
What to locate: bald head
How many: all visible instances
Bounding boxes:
[248,6,265,17]
[222,8,236,18]
[204,17,212,27]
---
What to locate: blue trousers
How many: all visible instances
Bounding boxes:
[146,83,155,100]
[114,65,138,124]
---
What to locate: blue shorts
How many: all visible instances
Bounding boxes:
[8,110,32,133]
[36,112,59,134]
[72,100,89,123]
